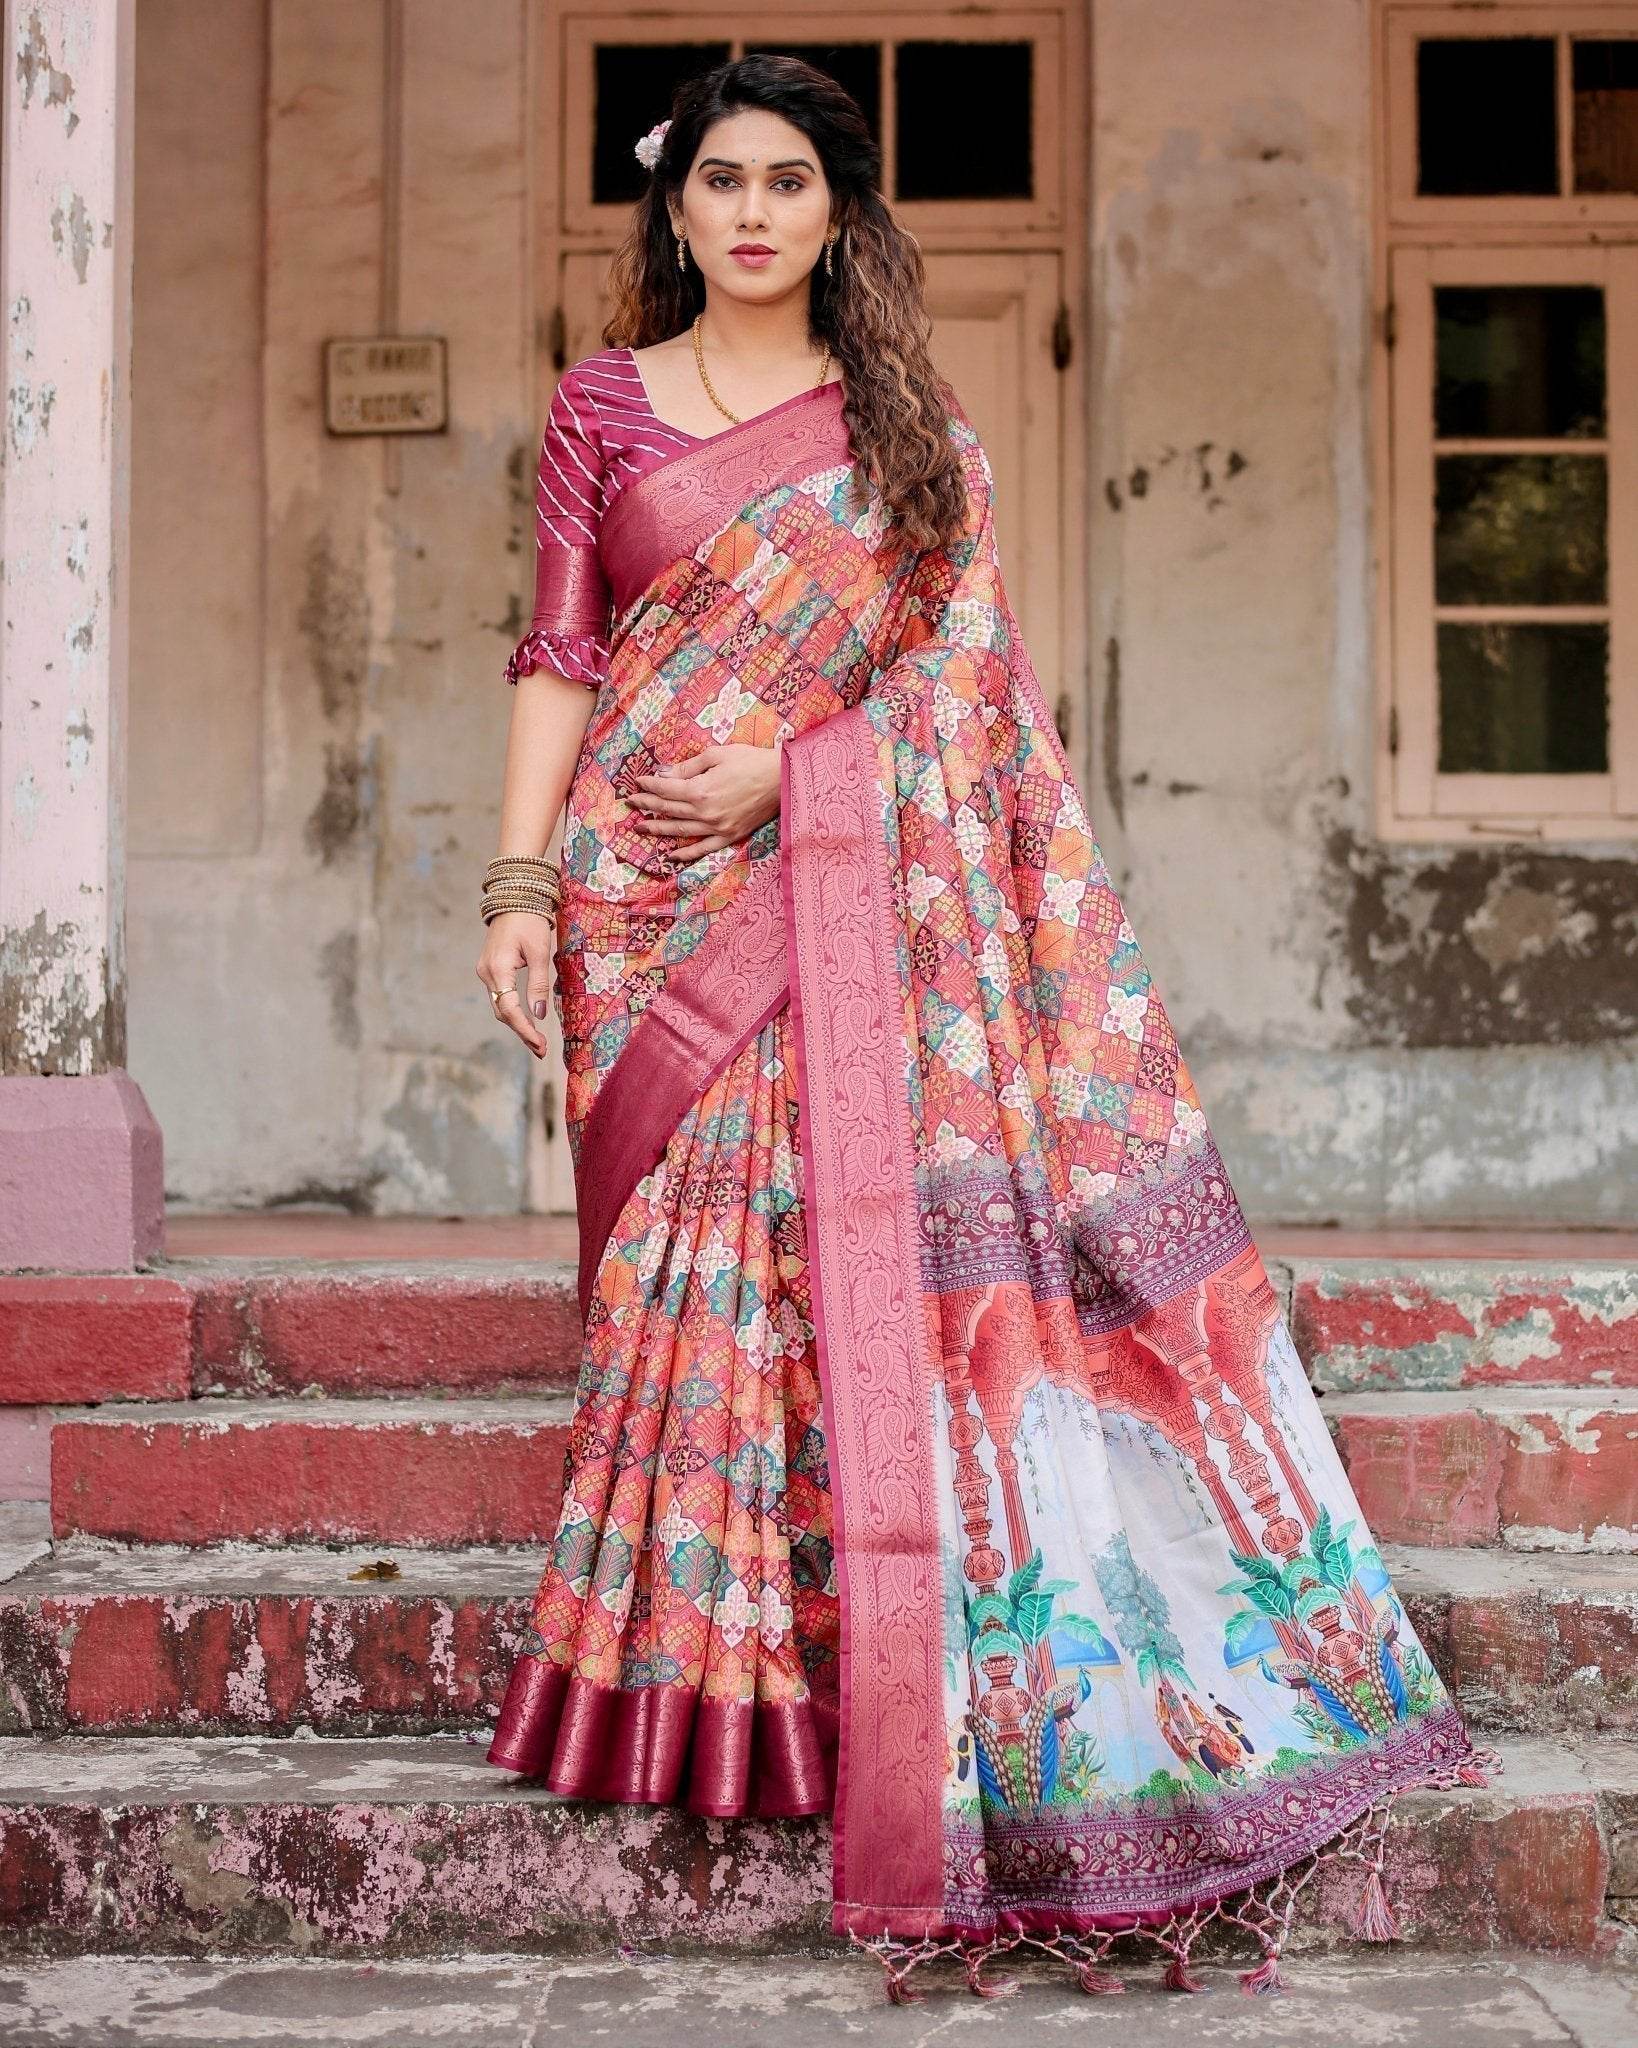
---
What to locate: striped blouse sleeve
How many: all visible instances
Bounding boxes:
[504,367,614,689]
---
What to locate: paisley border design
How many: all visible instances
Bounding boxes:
[781,707,948,1936]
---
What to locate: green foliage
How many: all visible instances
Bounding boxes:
[1055,1611,1114,1659]
[1095,1532,1188,1683]
[1292,1697,1357,1753]
[1219,1511,1362,1658]
[1399,1641,1442,1714]
[1008,1550,1043,1606]
[1293,1579,1347,1623]
[968,1547,1082,1663]
[1129,1765,1193,1813]
[1054,1726,1105,1805]
[1217,1549,1297,1622]
[1223,1607,1264,1655]
[1308,1506,1357,1592]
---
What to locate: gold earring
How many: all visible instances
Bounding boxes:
[823,232,836,279]
[675,231,687,271]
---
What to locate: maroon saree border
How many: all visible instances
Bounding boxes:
[780,709,947,1939]
[572,853,789,1322]
[488,1654,838,1819]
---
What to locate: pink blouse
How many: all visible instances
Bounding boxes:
[505,348,697,689]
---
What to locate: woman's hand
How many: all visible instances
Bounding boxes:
[476,909,557,1059]
[629,742,781,860]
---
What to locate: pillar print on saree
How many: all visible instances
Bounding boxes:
[486,371,1496,2000]
[775,450,1495,1994]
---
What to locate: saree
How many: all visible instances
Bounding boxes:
[487,373,1499,1999]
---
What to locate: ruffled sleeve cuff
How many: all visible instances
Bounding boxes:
[504,625,609,690]
[505,540,612,689]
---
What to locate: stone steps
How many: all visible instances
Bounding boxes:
[1291,1260,1638,1393]
[2,1539,1633,1741]
[1326,1388,1638,1552]
[48,1384,1638,1553]
[49,1398,575,1547]
[5,1245,1637,1975]
[0,1732,1633,1959]
[2,1263,582,1404]
[5,1254,1633,1408]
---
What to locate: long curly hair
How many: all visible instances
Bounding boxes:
[603,54,969,553]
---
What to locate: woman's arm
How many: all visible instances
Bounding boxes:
[476,669,598,1058]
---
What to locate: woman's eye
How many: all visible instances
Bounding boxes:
[704,173,806,193]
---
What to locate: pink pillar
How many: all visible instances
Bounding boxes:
[0,0,163,1270]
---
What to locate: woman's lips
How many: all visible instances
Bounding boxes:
[730,249,776,268]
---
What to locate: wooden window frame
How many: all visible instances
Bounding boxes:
[1373,2,1638,841]
[555,7,1067,243]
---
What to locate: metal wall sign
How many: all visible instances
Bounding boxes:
[323,336,448,434]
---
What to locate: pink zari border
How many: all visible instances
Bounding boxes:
[780,709,948,1939]
[572,854,789,1322]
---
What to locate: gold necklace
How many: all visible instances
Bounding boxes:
[691,311,832,425]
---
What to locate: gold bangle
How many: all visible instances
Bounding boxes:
[484,854,559,884]
[479,868,565,892]
[481,899,558,926]
[480,887,560,909]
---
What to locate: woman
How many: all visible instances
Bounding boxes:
[478,53,1496,2004]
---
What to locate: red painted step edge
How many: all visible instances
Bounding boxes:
[50,1412,572,1546]
[1331,1400,1638,1550]
[4,1568,1632,1737]
[0,1278,192,1404]
[1294,1264,1638,1392]
[0,1749,1623,1956]
[190,1268,582,1397]
[0,1589,530,1734]
[0,1266,582,1405]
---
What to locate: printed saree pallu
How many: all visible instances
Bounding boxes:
[487,375,1498,2000]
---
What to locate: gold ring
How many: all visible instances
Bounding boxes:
[489,986,507,1007]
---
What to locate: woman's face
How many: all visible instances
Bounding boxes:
[670,108,832,303]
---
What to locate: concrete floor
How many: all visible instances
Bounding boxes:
[0,1953,1635,2047]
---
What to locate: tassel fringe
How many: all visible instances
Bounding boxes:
[1238,1952,1286,1995]
[1351,1867,1401,1942]
[1161,1955,1207,1993]
[846,1741,1503,2004]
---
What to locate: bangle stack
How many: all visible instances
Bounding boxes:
[481,853,561,925]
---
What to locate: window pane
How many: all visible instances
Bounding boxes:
[593,43,732,205]
[1435,456,1607,605]
[1417,38,1557,195]
[744,44,882,141]
[896,42,1031,199]
[1438,623,1609,773]
[1573,39,1638,192]
[1435,287,1605,440]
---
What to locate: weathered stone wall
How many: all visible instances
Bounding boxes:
[1085,0,1637,1223]
[127,0,535,1213]
[122,0,1636,1222]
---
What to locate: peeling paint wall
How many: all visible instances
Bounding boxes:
[119,0,1636,1222]
[125,0,529,1212]
[0,0,133,1077]
[1087,0,1638,1224]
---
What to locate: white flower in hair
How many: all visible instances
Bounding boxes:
[634,119,671,171]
